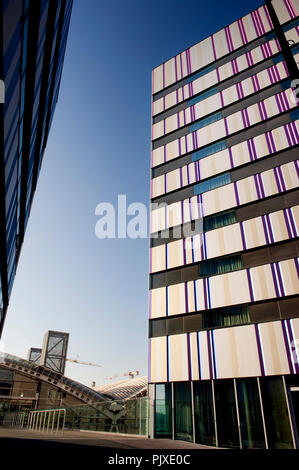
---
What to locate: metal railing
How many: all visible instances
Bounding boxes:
[27,408,66,434]
[3,411,27,428]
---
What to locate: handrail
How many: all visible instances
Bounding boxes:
[27,408,66,435]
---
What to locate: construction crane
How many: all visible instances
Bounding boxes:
[104,370,139,380]
[66,358,101,367]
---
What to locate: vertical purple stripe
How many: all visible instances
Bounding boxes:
[251,11,261,37]
[225,27,232,53]
[211,331,217,379]
[194,161,199,182]
[287,122,296,145]
[224,117,229,136]
[273,167,282,192]
[184,282,189,314]
[229,147,234,168]
[244,108,250,127]
[275,63,281,81]
[270,263,281,297]
[283,209,293,239]
[206,331,214,380]
[203,277,208,310]
[246,51,254,67]
[196,332,201,380]
[268,65,276,84]
[180,53,183,80]
[265,213,274,243]
[286,319,299,374]
[281,321,295,374]
[282,90,290,111]
[236,83,242,101]
[291,121,299,144]
[261,215,270,244]
[187,333,192,381]
[294,257,299,279]
[255,325,265,376]
[234,58,239,74]
[257,102,265,120]
[194,129,199,150]
[220,90,224,108]
[264,4,273,29]
[254,174,261,199]
[247,139,254,161]
[288,207,297,237]
[282,60,289,77]
[238,19,246,45]
[294,160,299,179]
[251,138,258,160]
[260,43,267,60]
[269,131,277,153]
[234,182,240,206]
[265,131,273,153]
[247,269,254,302]
[174,55,178,82]
[166,285,168,316]
[284,0,295,19]
[240,18,248,44]
[211,34,217,61]
[241,109,246,127]
[276,262,285,296]
[240,222,246,250]
[257,173,265,198]
[256,8,266,35]
[277,166,287,192]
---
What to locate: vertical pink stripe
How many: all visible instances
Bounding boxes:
[263,4,274,29]
[251,11,261,37]
[238,19,246,45]
[211,34,217,61]
[224,27,232,53]
[284,0,296,19]
[174,55,178,82]
[288,0,298,16]
[256,8,266,35]
[180,53,183,80]
[239,17,249,43]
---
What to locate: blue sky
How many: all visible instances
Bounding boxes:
[2,0,264,386]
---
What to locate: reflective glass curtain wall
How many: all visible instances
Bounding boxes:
[0,0,73,336]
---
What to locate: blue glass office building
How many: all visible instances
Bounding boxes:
[0,0,73,335]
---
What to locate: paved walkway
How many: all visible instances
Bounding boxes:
[0,427,216,449]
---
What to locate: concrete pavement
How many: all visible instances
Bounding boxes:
[0,427,217,449]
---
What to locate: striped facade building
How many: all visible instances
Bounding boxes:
[148,0,299,449]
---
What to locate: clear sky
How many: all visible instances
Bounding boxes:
[2,0,264,387]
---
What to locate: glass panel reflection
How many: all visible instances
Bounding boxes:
[174,382,193,442]
[215,379,239,448]
[236,378,266,449]
[260,376,293,449]
[155,383,172,439]
[193,381,216,446]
